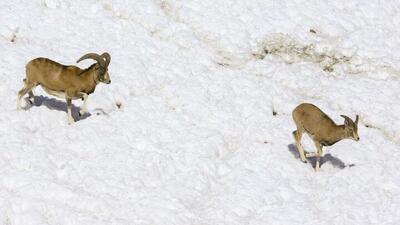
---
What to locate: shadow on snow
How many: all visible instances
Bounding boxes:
[22,95,91,122]
[287,144,355,169]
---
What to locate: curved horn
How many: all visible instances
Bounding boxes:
[101,52,111,67]
[76,53,105,67]
[340,115,353,125]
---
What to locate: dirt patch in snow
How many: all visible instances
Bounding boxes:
[253,33,352,72]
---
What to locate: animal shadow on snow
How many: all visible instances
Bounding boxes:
[23,96,91,122]
[287,144,350,169]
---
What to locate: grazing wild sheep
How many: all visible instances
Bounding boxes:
[292,103,359,171]
[17,52,111,124]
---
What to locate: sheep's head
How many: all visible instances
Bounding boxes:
[341,115,360,141]
[77,52,111,84]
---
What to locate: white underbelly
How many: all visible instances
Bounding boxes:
[41,86,81,100]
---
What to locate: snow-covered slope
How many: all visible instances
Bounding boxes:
[1,1,399,224]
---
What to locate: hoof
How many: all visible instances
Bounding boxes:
[79,109,87,117]
[300,157,307,163]
[68,118,74,125]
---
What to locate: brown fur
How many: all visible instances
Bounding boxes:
[292,103,359,171]
[25,58,98,95]
[17,53,111,124]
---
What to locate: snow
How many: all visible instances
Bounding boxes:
[1,0,400,224]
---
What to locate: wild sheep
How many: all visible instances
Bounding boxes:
[292,103,359,171]
[17,52,111,124]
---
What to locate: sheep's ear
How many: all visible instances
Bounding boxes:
[355,115,359,125]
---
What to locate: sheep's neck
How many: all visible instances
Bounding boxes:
[79,67,98,94]
[320,125,346,146]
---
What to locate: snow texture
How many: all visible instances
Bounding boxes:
[1,0,400,224]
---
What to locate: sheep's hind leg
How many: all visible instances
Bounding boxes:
[17,80,36,110]
[293,129,307,163]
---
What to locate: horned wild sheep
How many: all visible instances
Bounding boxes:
[292,103,360,171]
[17,52,111,124]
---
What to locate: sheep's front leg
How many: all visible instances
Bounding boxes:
[28,91,35,104]
[66,98,74,124]
[313,141,323,171]
[79,92,88,116]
